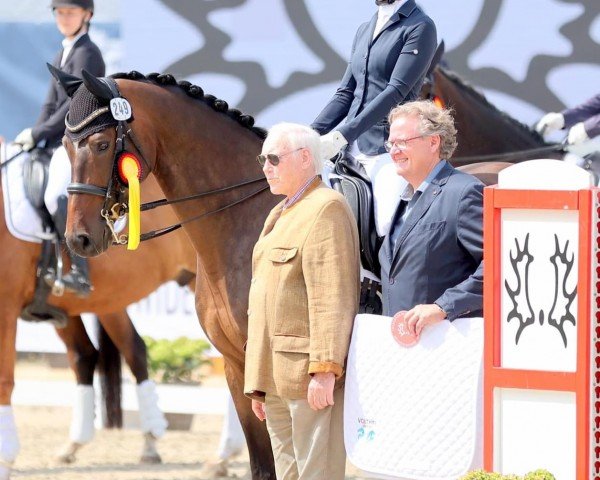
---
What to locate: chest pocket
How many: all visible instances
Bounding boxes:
[269,247,298,264]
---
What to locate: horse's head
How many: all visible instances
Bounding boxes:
[49,65,155,256]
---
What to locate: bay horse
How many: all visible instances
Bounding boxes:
[0,163,197,475]
[55,69,278,479]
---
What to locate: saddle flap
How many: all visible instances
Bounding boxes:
[22,148,52,210]
[331,153,380,276]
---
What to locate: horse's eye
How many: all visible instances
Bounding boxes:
[98,142,109,152]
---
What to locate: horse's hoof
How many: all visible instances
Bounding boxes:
[198,459,228,478]
[140,453,162,465]
[55,452,76,464]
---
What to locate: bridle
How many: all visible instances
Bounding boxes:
[66,77,268,246]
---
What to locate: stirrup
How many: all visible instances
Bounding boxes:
[61,270,93,297]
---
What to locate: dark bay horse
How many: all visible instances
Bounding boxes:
[425,66,566,184]
[0,168,197,472]
[56,70,277,479]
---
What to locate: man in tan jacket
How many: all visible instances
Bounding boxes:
[245,122,360,480]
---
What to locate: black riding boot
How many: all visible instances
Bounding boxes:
[53,195,92,297]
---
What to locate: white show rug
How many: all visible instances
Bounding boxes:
[345,314,483,480]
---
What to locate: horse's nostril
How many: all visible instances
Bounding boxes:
[68,232,94,257]
[78,234,91,250]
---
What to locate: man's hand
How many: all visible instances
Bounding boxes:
[535,112,564,136]
[307,372,335,411]
[320,131,348,160]
[14,128,35,151]
[403,304,446,336]
[251,399,266,421]
[567,122,589,145]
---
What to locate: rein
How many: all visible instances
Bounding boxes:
[0,148,25,169]
[449,143,566,167]
[140,182,269,242]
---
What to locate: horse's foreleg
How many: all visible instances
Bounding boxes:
[224,360,276,480]
[54,316,98,463]
[0,312,19,479]
[98,311,165,464]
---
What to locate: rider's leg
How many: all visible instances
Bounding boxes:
[45,147,92,296]
[53,195,91,295]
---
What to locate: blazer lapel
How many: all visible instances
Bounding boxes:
[62,34,88,68]
[391,163,453,265]
[372,0,417,43]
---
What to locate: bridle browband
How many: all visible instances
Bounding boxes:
[67,77,268,244]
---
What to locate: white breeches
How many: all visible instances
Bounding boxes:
[44,146,71,216]
[323,144,407,280]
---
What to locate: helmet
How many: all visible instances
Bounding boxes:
[51,0,93,11]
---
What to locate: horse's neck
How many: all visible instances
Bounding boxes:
[148,105,274,321]
[441,74,545,156]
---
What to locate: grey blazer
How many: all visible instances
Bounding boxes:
[33,33,105,148]
[311,0,437,155]
[379,162,484,320]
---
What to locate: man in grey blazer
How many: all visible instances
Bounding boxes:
[379,100,484,335]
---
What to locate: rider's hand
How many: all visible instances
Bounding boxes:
[567,122,589,145]
[320,131,348,160]
[14,128,35,151]
[535,112,564,135]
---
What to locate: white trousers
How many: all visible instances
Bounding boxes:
[44,145,71,216]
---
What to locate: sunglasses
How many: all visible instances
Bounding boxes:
[257,147,304,167]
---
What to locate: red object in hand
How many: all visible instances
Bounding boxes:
[391,311,419,347]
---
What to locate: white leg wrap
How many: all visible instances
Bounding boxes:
[69,385,95,444]
[217,394,245,460]
[136,380,167,438]
[0,406,19,465]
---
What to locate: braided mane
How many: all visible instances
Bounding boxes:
[111,71,267,139]
[439,67,546,144]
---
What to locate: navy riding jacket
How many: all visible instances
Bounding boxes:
[311,0,437,156]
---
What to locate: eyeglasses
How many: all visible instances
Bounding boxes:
[384,135,425,152]
[257,147,304,167]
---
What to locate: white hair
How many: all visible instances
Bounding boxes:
[263,122,322,174]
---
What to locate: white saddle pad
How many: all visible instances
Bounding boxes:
[344,314,483,480]
[1,143,44,243]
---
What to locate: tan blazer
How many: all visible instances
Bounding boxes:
[244,181,360,401]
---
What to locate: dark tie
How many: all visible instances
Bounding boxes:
[389,191,422,251]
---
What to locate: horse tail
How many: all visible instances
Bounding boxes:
[96,317,123,428]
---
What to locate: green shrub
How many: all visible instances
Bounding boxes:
[460,470,555,480]
[143,336,212,384]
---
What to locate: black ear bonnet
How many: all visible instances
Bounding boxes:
[65,85,118,142]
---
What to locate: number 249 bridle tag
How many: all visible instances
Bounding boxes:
[110,98,132,121]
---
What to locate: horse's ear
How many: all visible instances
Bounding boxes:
[81,69,114,101]
[47,63,82,97]
[426,40,445,78]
